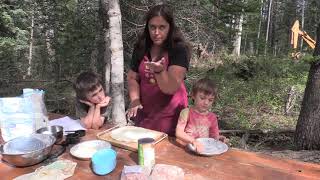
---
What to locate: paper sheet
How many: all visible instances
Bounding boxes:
[49,116,86,132]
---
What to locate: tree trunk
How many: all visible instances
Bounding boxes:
[294,24,320,150]
[107,0,126,125]
[101,0,111,94]
[232,13,243,56]
[300,0,306,51]
[27,10,34,78]
[264,0,273,55]
[256,0,263,55]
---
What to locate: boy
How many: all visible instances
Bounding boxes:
[74,72,111,129]
[175,78,227,153]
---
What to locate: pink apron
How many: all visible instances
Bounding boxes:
[134,54,188,136]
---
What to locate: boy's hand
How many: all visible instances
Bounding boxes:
[127,99,143,119]
[218,135,229,143]
[79,99,94,107]
[193,140,204,153]
[96,96,111,108]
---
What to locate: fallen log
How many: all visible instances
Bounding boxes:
[220,129,295,135]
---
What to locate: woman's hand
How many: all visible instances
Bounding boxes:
[126,99,143,119]
[145,57,165,73]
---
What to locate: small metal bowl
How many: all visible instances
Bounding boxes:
[36,125,64,143]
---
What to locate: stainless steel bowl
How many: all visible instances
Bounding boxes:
[0,134,56,167]
[36,125,63,143]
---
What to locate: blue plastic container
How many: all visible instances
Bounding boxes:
[91,148,117,175]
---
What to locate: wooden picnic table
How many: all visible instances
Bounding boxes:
[1,114,320,180]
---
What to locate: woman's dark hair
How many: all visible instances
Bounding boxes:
[192,78,218,97]
[134,4,190,60]
[74,72,103,100]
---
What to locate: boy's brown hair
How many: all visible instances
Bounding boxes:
[74,72,103,100]
[191,78,218,97]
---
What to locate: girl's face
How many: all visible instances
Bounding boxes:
[148,16,170,47]
[192,91,215,113]
[85,85,106,104]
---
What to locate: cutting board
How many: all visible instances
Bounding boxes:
[96,126,167,152]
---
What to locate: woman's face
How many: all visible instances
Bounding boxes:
[148,16,170,47]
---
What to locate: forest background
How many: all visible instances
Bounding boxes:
[1,0,320,161]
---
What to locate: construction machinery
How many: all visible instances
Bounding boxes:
[291,20,316,59]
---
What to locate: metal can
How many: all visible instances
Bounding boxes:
[138,138,155,168]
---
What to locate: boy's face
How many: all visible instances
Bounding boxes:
[85,85,106,104]
[192,91,215,113]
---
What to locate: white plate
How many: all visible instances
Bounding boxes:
[70,140,111,160]
[188,138,228,156]
[110,126,158,143]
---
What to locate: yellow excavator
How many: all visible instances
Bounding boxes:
[291,20,316,59]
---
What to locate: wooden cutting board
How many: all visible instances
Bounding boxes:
[96,126,167,152]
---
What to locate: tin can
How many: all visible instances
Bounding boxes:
[138,138,155,168]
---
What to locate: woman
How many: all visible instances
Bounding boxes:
[127,4,191,136]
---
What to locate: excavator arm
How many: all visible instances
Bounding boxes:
[291,20,316,59]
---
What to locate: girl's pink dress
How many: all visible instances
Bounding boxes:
[134,54,188,136]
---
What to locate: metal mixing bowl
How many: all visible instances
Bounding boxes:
[0,134,56,167]
[36,125,63,143]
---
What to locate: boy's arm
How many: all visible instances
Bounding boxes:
[210,115,229,143]
[91,96,111,129]
[91,106,104,129]
[175,108,195,144]
[209,114,219,139]
[79,105,95,129]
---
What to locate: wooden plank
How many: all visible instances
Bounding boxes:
[155,139,320,180]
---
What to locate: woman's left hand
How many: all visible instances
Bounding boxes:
[145,57,165,73]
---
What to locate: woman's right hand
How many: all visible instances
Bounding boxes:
[126,99,143,119]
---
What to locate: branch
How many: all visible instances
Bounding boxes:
[220,129,295,135]
[123,18,144,27]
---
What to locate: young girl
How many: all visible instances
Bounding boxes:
[175,78,227,152]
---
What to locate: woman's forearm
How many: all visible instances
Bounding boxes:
[155,66,186,94]
[127,71,141,102]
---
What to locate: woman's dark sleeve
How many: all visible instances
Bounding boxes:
[130,48,140,72]
[168,45,190,70]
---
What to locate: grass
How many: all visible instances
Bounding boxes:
[187,55,310,131]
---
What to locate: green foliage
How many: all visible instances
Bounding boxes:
[189,55,309,130]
